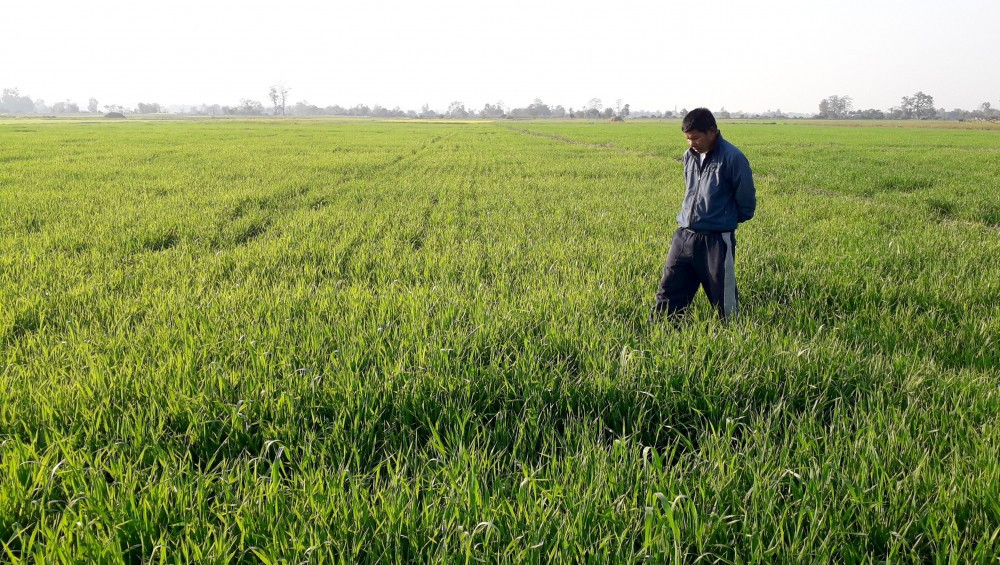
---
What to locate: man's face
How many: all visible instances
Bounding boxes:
[684,129,718,154]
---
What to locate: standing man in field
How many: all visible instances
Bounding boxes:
[650,108,756,323]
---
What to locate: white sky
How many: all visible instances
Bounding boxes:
[2,0,998,114]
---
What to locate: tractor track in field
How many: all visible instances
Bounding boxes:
[207,131,457,252]
[332,131,450,186]
[409,192,439,251]
[504,126,663,159]
[100,130,456,257]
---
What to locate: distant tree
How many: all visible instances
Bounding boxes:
[88,98,99,113]
[0,88,36,113]
[481,102,505,119]
[900,91,935,119]
[104,104,126,114]
[506,105,529,119]
[279,87,290,115]
[716,107,731,119]
[919,97,936,118]
[818,95,853,119]
[236,99,264,115]
[446,101,469,119]
[293,100,322,116]
[939,108,964,121]
[849,108,886,120]
[370,105,405,118]
[615,98,623,116]
[551,105,566,118]
[52,100,80,113]
[34,99,51,113]
[349,104,371,116]
[887,106,906,120]
[136,102,162,113]
[915,92,935,118]
[898,96,914,118]
[527,98,551,118]
[268,83,290,115]
[587,98,603,112]
[419,103,437,118]
[268,87,279,114]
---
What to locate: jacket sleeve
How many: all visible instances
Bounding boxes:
[732,153,756,223]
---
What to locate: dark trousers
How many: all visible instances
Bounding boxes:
[652,228,738,320]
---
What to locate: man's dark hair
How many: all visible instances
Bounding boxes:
[681,108,717,133]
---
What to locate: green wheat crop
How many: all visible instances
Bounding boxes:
[1,118,998,562]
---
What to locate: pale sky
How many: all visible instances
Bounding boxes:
[2,0,998,114]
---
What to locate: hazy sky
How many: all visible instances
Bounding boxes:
[3,0,998,113]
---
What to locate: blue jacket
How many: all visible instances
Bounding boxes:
[677,133,756,232]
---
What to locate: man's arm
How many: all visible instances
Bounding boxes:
[732,153,756,223]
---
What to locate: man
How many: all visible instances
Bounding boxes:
[650,108,756,323]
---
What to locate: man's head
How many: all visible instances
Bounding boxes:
[681,108,718,154]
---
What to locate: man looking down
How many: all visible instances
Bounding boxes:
[650,108,756,322]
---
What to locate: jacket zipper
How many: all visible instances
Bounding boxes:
[687,149,707,227]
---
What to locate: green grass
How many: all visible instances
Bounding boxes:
[1,118,998,562]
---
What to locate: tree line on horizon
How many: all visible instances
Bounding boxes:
[2,85,998,122]
[815,92,998,121]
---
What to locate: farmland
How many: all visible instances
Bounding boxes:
[1,118,999,562]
